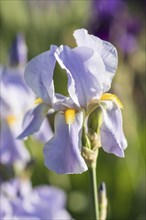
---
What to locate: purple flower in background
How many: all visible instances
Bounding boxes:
[9,33,28,67]
[90,0,141,54]
[95,0,124,16]
[0,177,32,199]
[0,178,32,219]
[18,29,127,174]
[0,178,72,220]
[90,0,125,41]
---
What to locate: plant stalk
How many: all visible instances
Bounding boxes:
[89,166,99,220]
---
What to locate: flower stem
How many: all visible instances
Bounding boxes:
[89,166,99,220]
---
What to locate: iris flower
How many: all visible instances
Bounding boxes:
[0,178,72,220]
[0,67,53,166]
[19,29,127,174]
[91,0,140,54]
[0,68,32,166]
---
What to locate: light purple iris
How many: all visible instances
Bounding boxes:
[0,178,72,220]
[0,68,32,166]
[0,67,53,166]
[18,29,127,174]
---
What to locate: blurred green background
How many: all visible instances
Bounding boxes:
[0,0,145,220]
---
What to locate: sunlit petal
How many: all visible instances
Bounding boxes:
[55,45,103,108]
[24,45,57,104]
[74,28,118,93]
[43,111,87,174]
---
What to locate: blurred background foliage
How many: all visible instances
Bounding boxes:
[0,0,145,220]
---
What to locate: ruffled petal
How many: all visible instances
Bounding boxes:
[55,46,81,107]
[100,101,127,157]
[55,45,104,108]
[18,104,49,139]
[43,111,87,174]
[73,28,118,93]
[24,45,57,104]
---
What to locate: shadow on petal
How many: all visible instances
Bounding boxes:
[18,104,49,139]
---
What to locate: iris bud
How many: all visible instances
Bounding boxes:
[88,107,102,134]
[98,182,108,220]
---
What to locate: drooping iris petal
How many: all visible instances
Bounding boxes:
[43,111,87,174]
[55,45,104,108]
[24,45,57,104]
[73,28,118,93]
[100,101,127,157]
[34,118,53,143]
[18,104,49,139]
[0,120,30,165]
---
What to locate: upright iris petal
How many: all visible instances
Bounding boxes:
[73,28,118,93]
[44,111,88,174]
[24,45,57,104]
[55,45,104,108]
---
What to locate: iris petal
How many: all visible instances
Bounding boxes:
[34,118,53,143]
[55,46,80,107]
[43,111,87,174]
[100,101,127,157]
[24,45,57,104]
[55,45,104,108]
[73,28,118,93]
[18,104,49,139]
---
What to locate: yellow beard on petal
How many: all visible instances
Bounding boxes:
[6,115,17,125]
[34,98,43,105]
[64,109,76,125]
[100,93,123,109]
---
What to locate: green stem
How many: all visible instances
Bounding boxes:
[89,166,99,220]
